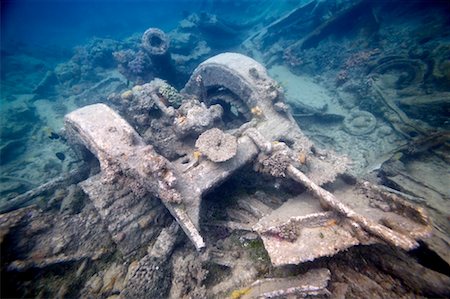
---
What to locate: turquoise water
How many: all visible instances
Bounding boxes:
[0,0,297,199]
[3,1,198,47]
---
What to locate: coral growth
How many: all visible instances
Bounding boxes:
[158,82,183,107]
[195,128,237,162]
[113,49,153,84]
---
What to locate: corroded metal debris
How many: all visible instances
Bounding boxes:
[239,268,331,299]
[63,53,431,265]
[65,103,205,252]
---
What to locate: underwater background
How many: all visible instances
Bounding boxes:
[1,0,298,196]
[1,0,450,298]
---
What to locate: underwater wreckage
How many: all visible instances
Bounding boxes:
[2,1,450,294]
[2,52,444,298]
[64,52,431,260]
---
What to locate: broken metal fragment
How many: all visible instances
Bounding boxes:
[247,129,430,265]
[254,194,360,265]
[0,206,33,244]
[237,268,331,299]
[287,165,420,251]
[8,250,108,272]
[65,103,205,253]
[3,204,114,273]
[62,53,431,266]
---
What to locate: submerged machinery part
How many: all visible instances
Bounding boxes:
[183,53,350,185]
[343,110,377,136]
[141,27,182,86]
[63,52,341,255]
[141,28,170,56]
[65,103,205,253]
[183,52,282,112]
[61,53,430,266]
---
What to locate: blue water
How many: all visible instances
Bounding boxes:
[2,0,197,48]
[1,0,286,48]
[0,0,299,196]
[1,0,449,204]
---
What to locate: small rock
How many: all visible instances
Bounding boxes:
[124,260,139,286]
[101,263,126,294]
[86,274,103,294]
[55,152,66,161]
[59,185,85,214]
[121,90,134,101]
[240,232,259,242]
[378,125,393,136]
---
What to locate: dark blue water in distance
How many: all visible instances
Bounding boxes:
[1,0,450,297]
[2,0,284,47]
[2,0,197,48]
